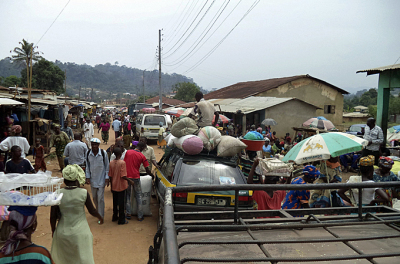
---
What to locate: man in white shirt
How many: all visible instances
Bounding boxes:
[189,92,219,128]
[0,125,30,158]
[83,118,94,149]
[362,118,383,166]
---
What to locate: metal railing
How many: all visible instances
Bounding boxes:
[158,182,400,264]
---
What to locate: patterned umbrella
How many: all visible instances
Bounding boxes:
[212,114,230,124]
[302,118,335,130]
[282,132,368,164]
[165,108,186,117]
[261,118,277,126]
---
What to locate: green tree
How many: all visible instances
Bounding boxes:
[10,39,43,87]
[173,82,200,102]
[368,105,377,119]
[359,88,378,106]
[21,59,65,94]
[136,95,151,103]
[2,75,21,87]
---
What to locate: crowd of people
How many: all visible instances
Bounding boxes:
[1,91,399,263]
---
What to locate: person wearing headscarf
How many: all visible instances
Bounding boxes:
[0,206,54,264]
[0,125,30,159]
[372,156,400,207]
[282,165,319,210]
[309,156,343,208]
[50,164,103,264]
[49,125,70,170]
[339,156,389,206]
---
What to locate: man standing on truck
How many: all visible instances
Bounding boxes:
[189,92,219,128]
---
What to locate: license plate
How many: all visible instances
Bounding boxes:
[197,197,227,206]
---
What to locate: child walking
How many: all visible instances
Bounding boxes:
[158,122,165,149]
[33,138,46,172]
[108,147,132,225]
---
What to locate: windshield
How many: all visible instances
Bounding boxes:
[177,160,244,185]
[349,126,364,133]
[144,116,165,126]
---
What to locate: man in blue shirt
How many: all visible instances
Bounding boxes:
[85,138,109,219]
[63,133,88,166]
[112,117,122,141]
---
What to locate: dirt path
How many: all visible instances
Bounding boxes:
[31,128,163,264]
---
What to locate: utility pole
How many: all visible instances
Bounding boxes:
[64,69,67,104]
[78,86,81,104]
[158,29,162,111]
[143,70,145,103]
[27,47,33,142]
[91,87,94,101]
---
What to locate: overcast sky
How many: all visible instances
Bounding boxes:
[1,0,399,93]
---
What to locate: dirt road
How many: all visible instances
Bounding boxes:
[30,128,162,264]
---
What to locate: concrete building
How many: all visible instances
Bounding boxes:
[204,75,349,125]
[178,96,320,136]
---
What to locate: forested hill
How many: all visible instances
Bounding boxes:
[0,58,196,96]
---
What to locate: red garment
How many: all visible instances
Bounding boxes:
[253,190,286,218]
[124,149,149,179]
[96,115,101,123]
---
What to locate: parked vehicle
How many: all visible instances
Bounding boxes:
[136,114,168,140]
[155,148,253,227]
[346,124,366,136]
[149,181,400,264]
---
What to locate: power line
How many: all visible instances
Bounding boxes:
[164,0,233,65]
[163,0,192,46]
[163,0,200,48]
[36,0,71,45]
[163,0,210,55]
[163,0,218,59]
[183,0,260,74]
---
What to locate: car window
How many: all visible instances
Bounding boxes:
[177,160,244,185]
[350,126,363,133]
[144,116,165,126]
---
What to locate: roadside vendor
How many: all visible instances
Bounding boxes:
[247,159,286,218]
[373,157,400,207]
[282,165,319,210]
[188,92,219,128]
[309,156,343,208]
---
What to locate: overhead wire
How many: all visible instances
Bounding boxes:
[163,0,200,48]
[164,0,233,65]
[182,0,260,74]
[163,0,191,46]
[36,0,71,45]
[163,0,209,55]
[164,0,215,58]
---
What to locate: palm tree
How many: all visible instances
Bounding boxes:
[10,39,43,87]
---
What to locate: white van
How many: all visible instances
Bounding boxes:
[136,114,170,140]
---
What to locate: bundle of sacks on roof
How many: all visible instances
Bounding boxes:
[164,117,247,157]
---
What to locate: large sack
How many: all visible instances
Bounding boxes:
[197,126,221,151]
[244,131,263,140]
[170,117,198,138]
[217,136,247,157]
[258,158,293,177]
[165,133,176,146]
[131,175,152,216]
[172,135,203,155]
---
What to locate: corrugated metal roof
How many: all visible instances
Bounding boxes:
[343,112,369,118]
[357,64,400,75]
[0,98,25,106]
[203,75,348,100]
[174,96,320,115]
[146,96,186,106]
[0,93,15,98]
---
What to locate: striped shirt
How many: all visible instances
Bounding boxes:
[0,244,54,264]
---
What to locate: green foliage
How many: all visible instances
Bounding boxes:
[173,82,201,102]
[368,105,377,119]
[344,88,377,111]
[389,96,400,116]
[2,75,21,87]
[10,39,43,67]
[136,95,152,103]
[20,59,65,94]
